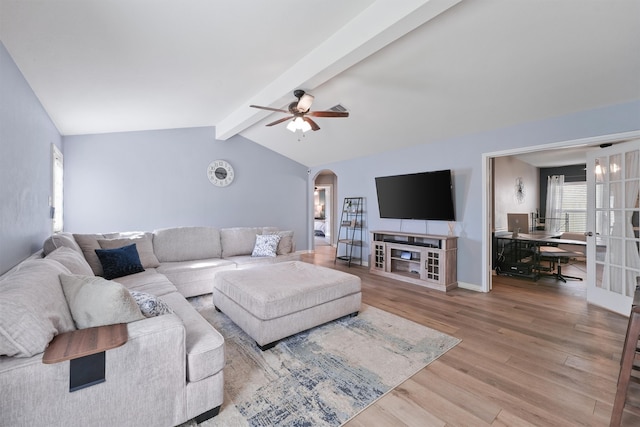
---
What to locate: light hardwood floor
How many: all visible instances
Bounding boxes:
[302,246,640,426]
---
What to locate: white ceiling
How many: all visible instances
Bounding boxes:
[2,0,639,167]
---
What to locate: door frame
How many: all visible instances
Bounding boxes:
[482,130,640,294]
[314,184,333,245]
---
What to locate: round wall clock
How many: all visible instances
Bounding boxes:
[207,160,235,187]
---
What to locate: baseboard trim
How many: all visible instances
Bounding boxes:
[457,281,484,292]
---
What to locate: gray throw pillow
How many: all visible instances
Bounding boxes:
[98,233,160,268]
[73,233,105,276]
[276,230,294,255]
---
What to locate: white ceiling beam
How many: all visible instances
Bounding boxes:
[215,0,462,140]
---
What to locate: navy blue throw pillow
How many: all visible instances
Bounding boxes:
[95,243,145,280]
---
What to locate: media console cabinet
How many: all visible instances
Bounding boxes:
[370,230,457,292]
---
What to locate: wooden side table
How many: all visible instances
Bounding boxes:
[43,323,128,392]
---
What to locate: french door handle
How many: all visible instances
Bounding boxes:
[584,231,594,237]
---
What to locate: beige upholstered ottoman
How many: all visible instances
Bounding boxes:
[212,261,361,350]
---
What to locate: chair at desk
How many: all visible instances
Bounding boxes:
[539,245,584,282]
[557,232,587,260]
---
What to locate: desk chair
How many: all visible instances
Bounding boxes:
[539,246,583,282]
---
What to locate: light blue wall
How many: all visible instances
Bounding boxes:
[63,128,310,249]
[0,42,62,274]
[3,32,639,285]
[311,100,640,288]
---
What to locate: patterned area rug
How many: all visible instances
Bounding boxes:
[185,296,460,427]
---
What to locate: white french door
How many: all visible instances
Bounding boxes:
[586,138,640,315]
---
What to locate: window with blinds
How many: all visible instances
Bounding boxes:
[52,144,63,233]
[562,181,586,232]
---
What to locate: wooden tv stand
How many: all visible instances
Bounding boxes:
[370,230,457,292]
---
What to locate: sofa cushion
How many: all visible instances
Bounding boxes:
[156,259,236,298]
[98,232,160,268]
[42,232,83,256]
[0,259,76,358]
[153,227,222,262]
[160,292,225,381]
[260,226,279,235]
[221,227,261,257]
[95,243,145,280]
[45,246,94,276]
[251,234,280,257]
[224,252,301,268]
[59,274,145,329]
[73,233,105,276]
[109,269,178,297]
[130,291,173,318]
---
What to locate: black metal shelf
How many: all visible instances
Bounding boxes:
[334,197,364,267]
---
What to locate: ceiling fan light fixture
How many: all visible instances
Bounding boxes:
[300,119,312,133]
[251,90,346,134]
[287,116,311,133]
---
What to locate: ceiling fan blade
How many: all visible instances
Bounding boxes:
[265,116,294,127]
[307,111,349,118]
[296,93,314,113]
[303,117,320,131]
[250,105,289,114]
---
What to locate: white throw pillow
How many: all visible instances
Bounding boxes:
[251,234,281,257]
[59,274,145,329]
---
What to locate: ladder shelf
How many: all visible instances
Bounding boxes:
[334,197,364,267]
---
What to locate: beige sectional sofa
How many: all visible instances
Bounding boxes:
[0,225,299,426]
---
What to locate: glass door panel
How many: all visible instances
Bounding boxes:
[587,139,640,315]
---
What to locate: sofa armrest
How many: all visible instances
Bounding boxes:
[0,314,188,427]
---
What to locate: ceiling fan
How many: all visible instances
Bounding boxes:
[250,89,348,133]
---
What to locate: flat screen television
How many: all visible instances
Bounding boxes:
[375,169,455,221]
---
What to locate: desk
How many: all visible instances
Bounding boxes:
[505,233,587,247]
[495,233,586,281]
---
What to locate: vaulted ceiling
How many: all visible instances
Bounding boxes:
[1,0,639,167]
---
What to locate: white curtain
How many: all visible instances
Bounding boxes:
[605,150,640,296]
[545,175,565,232]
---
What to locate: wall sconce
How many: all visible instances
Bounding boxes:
[594,159,603,175]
